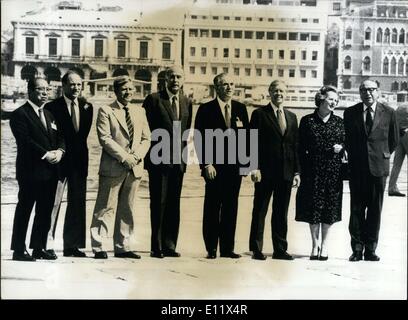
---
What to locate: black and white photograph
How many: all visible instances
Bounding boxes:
[1,0,407,303]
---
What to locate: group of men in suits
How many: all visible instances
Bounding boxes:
[9,69,398,262]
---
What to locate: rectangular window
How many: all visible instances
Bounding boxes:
[201,47,207,57]
[200,29,209,37]
[213,48,218,57]
[278,32,287,40]
[268,50,273,59]
[257,49,262,59]
[311,70,317,78]
[71,39,80,57]
[290,50,296,60]
[312,51,318,60]
[246,17,252,21]
[301,18,308,23]
[310,33,320,41]
[256,31,265,40]
[234,30,242,39]
[333,2,341,10]
[26,37,34,54]
[278,69,284,77]
[301,50,307,60]
[256,68,262,77]
[234,67,240,76]
[95,39,103,57]
[300,70,306,78]
[190,47,196,57]
[190,66,195,74]
[212,67,217,75]
[266,32,275,40]
[245,68,251,76]
[246,49,251,58]
[213,16,219,20]
[223,67,228,73]
[49,38,57,56]
[140,41,148,59]
[191,15,197,19]
[300,33,309,41]
[313,18,319,23]
[117,40,126,58]
[224,16,230,20]
[222,30,231,38]
[162,42,171,59]
[201,66,206,74]
[235,16,241,21]
[244,31,253,39]
[268,18,274,22]
[279,50,284,59]
[289,69,295,77]
[212,30,221,38]
[189,29,198,37]
[234,48,240,58]
[267,69,273,77]
[223,48,229,58]
[289,32,298,41]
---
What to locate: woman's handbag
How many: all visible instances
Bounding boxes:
[340,150,350,181]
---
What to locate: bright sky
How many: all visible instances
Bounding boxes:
[1,0,193,30]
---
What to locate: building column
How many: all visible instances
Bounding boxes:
[151,69,158,92]
[14,64,22,80]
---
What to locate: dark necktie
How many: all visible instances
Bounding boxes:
[71,101,79,132]
[366,107,373,134]
[124,106,134,146]
[171,96,178,119]
[277,108,286,134]
[38,107,47,129]
[225,104,231,128]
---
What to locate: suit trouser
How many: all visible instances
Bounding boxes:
[349,172,386,253]
[47,170,87,249]
[11,177,58,252]
[249,178,292,254]
[388,133,408,191]
[148,166,184,253]
[202,170,242,254]
[90,171,141,253]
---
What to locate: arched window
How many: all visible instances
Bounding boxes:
[343,79,351,89]
[398,57,404,75]
[401,82,408,91]
[384,28,390,43]
[383,57,389,74]
[399,29,405,44]
[376,28,383,43]
[344,56,351,69]
[392,28,398,43]
[391,81,399,91]
[363,56,371,71]
[391,57,397,74]
[345,27,352,40]
[365,27,371,40]
[406,59,408,75]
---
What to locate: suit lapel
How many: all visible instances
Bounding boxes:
[264,104,283,136]
[282,109,291,137]
[371,102,384,133]
[160,90,176,121]
[111,101,129,136]
[214,99,228,129]
[25,103,50,138]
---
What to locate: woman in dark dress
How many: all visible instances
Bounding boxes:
[296,86,345,261]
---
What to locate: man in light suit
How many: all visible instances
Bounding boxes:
[249,80,300,261]
[388,103,408,197]
[194,73,249,259]
[45,70,93,258]
[344,80,399,262]
[90,76,151,259]
[10,77,65,261]
[142,66,193,258]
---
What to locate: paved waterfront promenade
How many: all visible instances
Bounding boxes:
[1,162,406,300]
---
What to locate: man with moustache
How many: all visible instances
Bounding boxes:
[45,70,93,258]
[249,80,300,261]
[10,77,65,261]
[194,73,249,259]
[142,66,193,258]
[90,76,151,259]
[344,80,398,262]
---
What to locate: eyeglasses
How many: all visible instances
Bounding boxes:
[360,87,377,93]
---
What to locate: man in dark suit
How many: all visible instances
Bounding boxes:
[10,77,65,261]
[194,73,249,259]
[344,80,399,262]
[249,80,300,261]
[45,70,93,258]
[142,66,193,258]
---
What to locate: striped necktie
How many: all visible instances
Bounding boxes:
[123,105,134,146]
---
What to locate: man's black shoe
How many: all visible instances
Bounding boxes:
[94,251,108,259]
[349,252,363,262]
[272,251,294,260]
[63,248,87,257]
[252,251,267,260]
[12,250,36,262]
[115,251,141,259]
[32,249,57,260]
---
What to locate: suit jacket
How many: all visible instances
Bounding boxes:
[194,98,249,174]
[10,102,65,181]
[250,103,299,182]
[45,96,93,177]
[96,100,151,178]
[344,102,399,178]
[142,90,193,172]
[395,104,408,135]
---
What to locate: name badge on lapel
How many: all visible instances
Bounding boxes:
[51,121,58,130]
[235,117,243,128]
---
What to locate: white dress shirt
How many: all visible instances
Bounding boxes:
[363,101,377,123]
